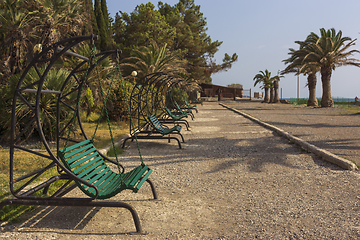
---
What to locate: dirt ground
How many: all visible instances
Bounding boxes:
[1,102,360,239]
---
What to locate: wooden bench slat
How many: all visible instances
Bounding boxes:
[79,163,107,179]
[72,155,103,174]
[129,165,149,187]
[87,167,112,185]
[61,139,92,153]
[134,168,153,192]
[69,151,99,168]
[63,142,94,159]
[94,172,118,191]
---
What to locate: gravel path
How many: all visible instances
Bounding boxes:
[1,102,360,239]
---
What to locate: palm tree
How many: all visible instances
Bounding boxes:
[0,67,73,142]
[253,69,279,103]
[282,39,320,106]
[120,41,186,80]
[37,0,85,47]
[272,74,282,103]
[0,0,39,76]
[301,28,360,107]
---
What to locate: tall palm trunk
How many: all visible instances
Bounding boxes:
[307,73,318,106]
[269,87,274,103]
[320,67,334,107]
[263,87,270,103]
[273,80,280,103]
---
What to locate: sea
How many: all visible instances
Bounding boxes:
[285,97,356,103]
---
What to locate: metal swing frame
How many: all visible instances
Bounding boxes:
[0,35,158,235]
[121,73,187,149]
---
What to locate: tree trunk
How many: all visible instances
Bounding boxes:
[307,73,318,106]
[273,80,280,103]
[320,67,334,107]
[263,87,269,103]
[269,87,274,103]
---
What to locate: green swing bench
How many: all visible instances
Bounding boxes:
[175,102,194,120]
[160,106,190,130]
[56,47,157,234]
[58,48,153,200]
[145,114,185,148]
[184,100,198,113]
[58,139,152,199]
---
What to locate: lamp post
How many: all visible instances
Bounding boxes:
[131,70,137,82]
[297,74,299,100]
[296,68,300,101]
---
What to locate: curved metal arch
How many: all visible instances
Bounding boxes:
[128,73,182,133]
[5,36,156,235]
[165,77,188,109]
[57,49,126,172]
[10,35,98,198]
[56,50,120,148]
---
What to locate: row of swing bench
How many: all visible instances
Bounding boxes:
[0,35,201,236]
[54,100,199,234]
[122,100,198,149]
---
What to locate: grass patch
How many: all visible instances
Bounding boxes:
[290,98,310,105]
[340,156,360,169]
[0,148,64,224]
[107,145,125,157]
[336,104,360,115]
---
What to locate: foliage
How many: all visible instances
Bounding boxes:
[0,0,87,81]
[0,67,74,143]
[94,0,111,50]
[114,0,238,83]
[113,3,176,51]
[227,83,243,89]
[166,87,189,108]
[253,69,281,103]
[253,69,274,89]
[282,37,319,107]
[283,28,360,107]
[120,41,186,79]
[108,79,135,121]
[0,0,238,141]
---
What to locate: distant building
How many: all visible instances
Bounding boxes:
[200,83,243,101]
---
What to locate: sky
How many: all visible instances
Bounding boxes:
[107,0,360,99]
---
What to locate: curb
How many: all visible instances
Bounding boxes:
[220,103,358,171]
[98,133,132,155]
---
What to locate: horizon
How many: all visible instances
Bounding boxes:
[107,0,360,99]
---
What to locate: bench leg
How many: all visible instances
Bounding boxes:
[146,178,159,200]
[0,198,147,235]
[176,133,185,143]
[122,136,131,148]
[169,136,182,149]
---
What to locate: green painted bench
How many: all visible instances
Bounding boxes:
[184,100,198,113]
[175,102,194,120]
[58,139,152,199]
[148,114,182,134]
[164,106,188,121]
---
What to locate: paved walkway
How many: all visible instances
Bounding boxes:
[223,100,360,167]
[1,102,360,239]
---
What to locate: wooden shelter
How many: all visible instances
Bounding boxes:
[200,83,243,101]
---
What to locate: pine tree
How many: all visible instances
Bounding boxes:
[89,0,99,35]
[94,0,108,50]
[101,0,109,32]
